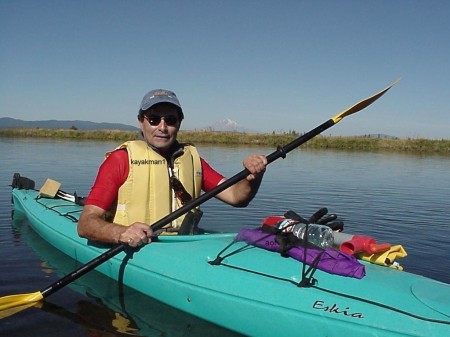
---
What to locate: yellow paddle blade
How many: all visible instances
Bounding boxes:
[0,291,43,313]
[0,302,43,319]
[332,79,400,124]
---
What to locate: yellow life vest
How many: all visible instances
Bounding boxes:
[107,140,202,229]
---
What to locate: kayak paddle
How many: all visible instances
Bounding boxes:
[0,79,399,315]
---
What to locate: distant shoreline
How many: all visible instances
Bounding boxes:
[0,128,449,155]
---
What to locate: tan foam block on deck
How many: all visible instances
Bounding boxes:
[39,178,61,198]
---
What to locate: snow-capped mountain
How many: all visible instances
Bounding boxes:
[202,119,256,133]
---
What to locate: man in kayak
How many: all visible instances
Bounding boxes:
[77,89,267,247]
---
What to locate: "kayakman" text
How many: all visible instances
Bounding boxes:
[131,159,166,166]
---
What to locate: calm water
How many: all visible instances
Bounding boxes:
[1,138,449,336]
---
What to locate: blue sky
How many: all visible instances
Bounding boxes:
[1,0,449,139]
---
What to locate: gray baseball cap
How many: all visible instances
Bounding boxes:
[139,89,184,118]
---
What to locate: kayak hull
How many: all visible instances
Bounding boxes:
[11,188,450,337]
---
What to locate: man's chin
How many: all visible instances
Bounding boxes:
[150,139,173,151]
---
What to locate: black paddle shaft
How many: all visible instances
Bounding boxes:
[150,119,335,232]
[151,79,400,230]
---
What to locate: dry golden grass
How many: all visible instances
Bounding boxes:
[1,128,449,154]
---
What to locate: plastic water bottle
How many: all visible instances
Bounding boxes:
[292,223,334,249]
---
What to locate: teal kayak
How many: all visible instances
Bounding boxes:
[10,187,450,337]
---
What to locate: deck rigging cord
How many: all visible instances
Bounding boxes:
[208,220,323,287]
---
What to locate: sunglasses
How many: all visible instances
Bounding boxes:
[170,176,192,204]
[144,115,179,127]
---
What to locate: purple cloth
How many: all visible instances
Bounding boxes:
[235,228,365,279]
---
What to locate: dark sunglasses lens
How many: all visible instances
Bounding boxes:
[164,116,178,126]
[147,116,161,126]
[146,115,178,126]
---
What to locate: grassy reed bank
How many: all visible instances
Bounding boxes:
[1,128,449,155]
[0,128,137,142]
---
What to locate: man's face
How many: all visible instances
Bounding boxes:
[138,103,181,153]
